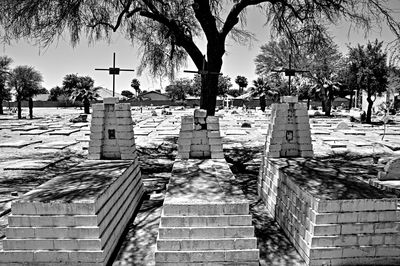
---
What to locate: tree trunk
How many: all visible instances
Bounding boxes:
[83,98,90,114]
[199,49,223,116]
[28,98,33,119]
[17,100,22,119]
[0,93,3,115]
[260,95,266,112]
[349,93,354,109]
[366,97,374,123]
[307,98,311,110]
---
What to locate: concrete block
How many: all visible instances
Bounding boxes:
[208,131,220,138]
[211,152,225,159]
[207,124,220,130]
[281,96,298,103]
[342,246,376,257]
[181,124,194,131]
[92,104,105,111]
[206,116,219,123]
[341,223,374,234]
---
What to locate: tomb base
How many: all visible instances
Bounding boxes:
[155,159,259,265]
[258,157,400,265]
[0,159,144,265]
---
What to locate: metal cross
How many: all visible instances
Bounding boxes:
[271,54,309,94]
[95,52,135,97]
[184,55,222,77]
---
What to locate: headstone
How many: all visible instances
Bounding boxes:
[49,129,80,136]
[177,109,224,159]
[336,121,349,130]
[378,157,400,180]
[263,96,313,157]
[88,97,136,160]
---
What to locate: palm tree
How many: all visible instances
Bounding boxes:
[69,76,99,114]
[250,77,279,112]
[8,65,43,119]
[131,78,141,97]
[0,56,13,115]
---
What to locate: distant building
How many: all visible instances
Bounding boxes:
[139,91,169,101]
[97,87,123,100]
[33,94,50,101]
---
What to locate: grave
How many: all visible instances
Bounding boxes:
[35,141,78,150]
[378,157,400,180]
[49,129,80,136]
[20,129,55,135]
[0,140,42,148]
[225,129,248,135]
[258,96,400,265]
[156,109,259,265]
[2,158,62,171]
[0,160,144,265]
[11,126,40,132]
[88,97,136,160]
[259,158,400,266]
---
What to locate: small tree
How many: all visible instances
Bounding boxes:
[0,56,13,115]
[348,40,389,123]
[121,90,134,99]
[235,76,248,94]
[8,65,43,119]
[130,78,141,96]
[62,74,99,114]
[165,78,192,102]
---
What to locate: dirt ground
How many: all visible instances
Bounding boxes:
[0,106,399,265]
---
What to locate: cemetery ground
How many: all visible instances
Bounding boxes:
[1,106,400,265]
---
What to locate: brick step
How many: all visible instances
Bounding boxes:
[0,250,104,264]
[154,262,259,266]
[8,214,99,227]
[3,238,102,250]
[155,249,259,263]
[5,227,100,239]
[160,215,252,227]
[162,202,248,216]
[307,233,400,247]
[157,237,257,251]
[158,226,254,239]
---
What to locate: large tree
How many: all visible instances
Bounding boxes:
[8,66,43,119]
[165,78,192,102]
[348,40,389,123]
[1,1,400,116]
[0,56,13,115]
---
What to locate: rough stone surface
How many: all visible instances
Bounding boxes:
[379,157,400,180]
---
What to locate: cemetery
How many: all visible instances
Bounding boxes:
[0,94,400,265]
[1,1,400,265]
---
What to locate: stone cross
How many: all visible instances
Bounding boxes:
[95,52,135,97]
[272,54,309,95]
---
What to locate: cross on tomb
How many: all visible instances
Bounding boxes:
[184,55,222,77]
[272,54,309,95]
[95,52,135,97]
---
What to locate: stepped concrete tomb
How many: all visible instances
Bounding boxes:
[259,96,400,265]
[0,97,144,265]
[156,109,259,265]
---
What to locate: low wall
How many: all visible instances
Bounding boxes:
[258,157,400,266]
[0,159,144,265]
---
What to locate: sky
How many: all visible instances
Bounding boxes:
[1,2,400,94]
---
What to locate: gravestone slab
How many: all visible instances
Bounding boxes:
[0,140,42,148]
[140,123,159,128]
[2,158,62,170]
[134,128,153,136]
[311,130,331,135]
[349,140,372,147]
[342,130,366,135]
[20,129,55,135]
[225,129,248,135]
[49,129,80,136]
[11,126,39,132]
[69,122,88,128]
[157,130,179,136]
[35,141,78,150]
[327,142,348,148]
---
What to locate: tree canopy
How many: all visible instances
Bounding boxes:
[1,0,400,115]
[348,40,389,123]
[0,56,13,114]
